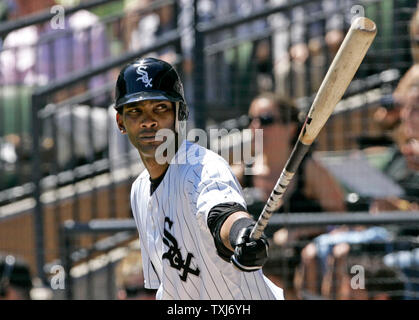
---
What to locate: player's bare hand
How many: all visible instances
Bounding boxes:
[230,225,269,272]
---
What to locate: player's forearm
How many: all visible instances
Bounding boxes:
[220,211,253,251]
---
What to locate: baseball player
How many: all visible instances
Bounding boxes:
[115,57,284,300]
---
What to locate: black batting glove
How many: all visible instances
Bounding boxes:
[229,221,269,272]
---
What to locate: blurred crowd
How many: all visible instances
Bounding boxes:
[0,0,418,300]
[240,4,419,299]
[0,0,417,182]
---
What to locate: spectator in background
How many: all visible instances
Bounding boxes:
[234,92,346,219]
[115,250,155,300]
[373,6,419,133]
[0,254,33,300]
[370,64,419,214]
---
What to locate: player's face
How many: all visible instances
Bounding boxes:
[117,100,175,159]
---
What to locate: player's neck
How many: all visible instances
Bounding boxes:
[143,158,170,179]
[140,136,180,179]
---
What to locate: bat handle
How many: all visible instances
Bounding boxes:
[249,171,293,240]
[249,141,311,240]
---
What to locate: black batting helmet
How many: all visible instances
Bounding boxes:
[114,57,189,131]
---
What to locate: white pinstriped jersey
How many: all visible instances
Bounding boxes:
[130,140,284,300]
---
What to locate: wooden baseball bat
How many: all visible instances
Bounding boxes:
[250,17,377,240]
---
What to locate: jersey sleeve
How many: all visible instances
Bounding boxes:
[185,156,247,224]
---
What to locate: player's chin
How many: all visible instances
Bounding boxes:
[138,142,159,152]
[138,141,165,157]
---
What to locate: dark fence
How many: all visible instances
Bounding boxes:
[57,219,138,300]
[0,0,418,298]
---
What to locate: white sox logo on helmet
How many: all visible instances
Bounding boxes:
[136,63,153,88]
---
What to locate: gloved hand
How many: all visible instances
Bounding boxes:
[230,224,269,272]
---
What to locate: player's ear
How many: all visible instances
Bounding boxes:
[116,112,126,134]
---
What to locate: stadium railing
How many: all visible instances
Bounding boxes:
[57,212,419,299]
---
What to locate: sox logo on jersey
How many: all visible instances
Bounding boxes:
[162,217,200,282]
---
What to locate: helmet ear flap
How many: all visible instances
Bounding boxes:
[175,101,189,134]
[179,102,189,121]
[175,102,183,134]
